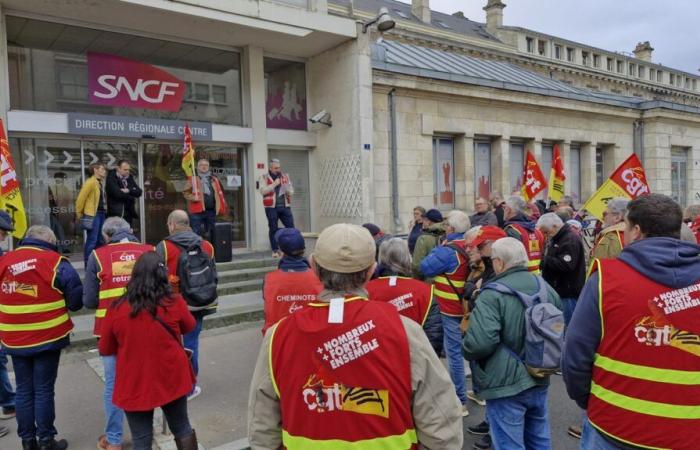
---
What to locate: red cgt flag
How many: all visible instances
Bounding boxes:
[521,150,548,201]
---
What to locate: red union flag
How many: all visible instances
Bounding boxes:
[582,154,650,220]
[521,150,548,201]
[549,144,566,202]
[0,119,28,238]
[88,52,185,112]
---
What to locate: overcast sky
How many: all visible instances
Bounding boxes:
[396,0,699,74]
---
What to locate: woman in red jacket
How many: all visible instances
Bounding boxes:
[99,252,198,450]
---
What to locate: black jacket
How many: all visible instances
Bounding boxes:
[541,224,586,299]
[106,169,142,221]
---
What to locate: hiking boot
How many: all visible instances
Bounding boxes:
[473,433,492,450]
[39,438,68,450]
[568,425,582,439]
[461,403,469,417]
[467,420,489,436]
[22,439,39,450]
[467,390,486,407]
[174,430,198,450]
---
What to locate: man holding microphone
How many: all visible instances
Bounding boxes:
[259,159,295,257]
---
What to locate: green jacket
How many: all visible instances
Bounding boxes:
[411,223,445,280]
[462,266,562,400]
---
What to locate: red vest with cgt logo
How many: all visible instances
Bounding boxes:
[432,240,469,317]
[366,276,434,326]
[506,223,544,274]
[262,269,323,335]
[92,242,154,337]
[587,258,700,450]
[269,297,417,449]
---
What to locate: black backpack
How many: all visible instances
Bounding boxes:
[172,240,218,308]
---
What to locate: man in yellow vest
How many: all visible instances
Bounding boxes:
[590,197,628,260]
[563,194,700,449]
[248,223,463,449]
[0,225,83,450]
[83,217,153,450]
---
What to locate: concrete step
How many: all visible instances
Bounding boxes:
[68,291,264,352]
[218,266,275,283]
[216,257,278,271]
[217,278,264,296]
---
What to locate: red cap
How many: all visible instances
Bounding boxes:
[470,226,507,248]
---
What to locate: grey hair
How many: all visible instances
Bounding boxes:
[559,195,575,207]
[446,210,471,233]
[315,265,369,291]
[102,217,131,240]
[607,198,629,217]
[377,238,412,276]
[465,225,483,242]
[491,237,528,270]
[685,204,700,220]
[505,195,527,214]
[167,209,190,227]
[25,225,56,245]
[270,158,280,165]
[537,213,564,232]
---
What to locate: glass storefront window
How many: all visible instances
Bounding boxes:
[509,142,525,193]
[432,137,455,210]
[7,16,242,125]
[474,141,491,199]
[264,57,307,130]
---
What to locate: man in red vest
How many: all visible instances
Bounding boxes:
[503,195,545,275]
[262,228,322,335]
[83,217,153,450]
[248,223,462,449]
[0,225,83,450]
[684,204,700,244]
[155,210,216,401]
[0,210,16,439]
[258,159,294,258]
[183,158,228,244]
[563,194,700,450]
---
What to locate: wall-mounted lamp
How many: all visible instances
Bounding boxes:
[362,7,395,34]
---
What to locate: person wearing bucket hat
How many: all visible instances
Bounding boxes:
[261,228,322,335]
[249,223,463,450]
[412,209,445,280]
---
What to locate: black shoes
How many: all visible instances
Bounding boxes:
[467,420,490,435]
[22,439,39,450]
[473,433,493,450]
[38,438,68,450]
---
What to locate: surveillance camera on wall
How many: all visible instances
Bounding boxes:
[309,110,332,127]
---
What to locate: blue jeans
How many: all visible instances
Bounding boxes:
[441,314,467,404]
[11,350,62,441]
[580,419,622,449]
[562,297,578,327]
[125,396,192,450]
[84,211,106,263]
[486,385,551,450]
[190,210,216,243]
[103,355,124,445]
[0,348,15,409]
[183,313,203,383]
[265,207,295,251]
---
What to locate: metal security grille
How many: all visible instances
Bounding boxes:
[319,154,362,218]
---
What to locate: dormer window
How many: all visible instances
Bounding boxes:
[582,51,589,66]
[537,40,546,56]
[526,37,534,53]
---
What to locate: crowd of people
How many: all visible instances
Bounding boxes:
[1,176,700,449]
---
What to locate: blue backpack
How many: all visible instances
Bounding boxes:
[481,276,565,378]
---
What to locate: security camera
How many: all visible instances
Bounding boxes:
[309,110,332,127]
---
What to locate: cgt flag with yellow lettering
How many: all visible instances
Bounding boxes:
[0,119,27,239]
[181,123,198,196]
[521,150,548,201]
[582,153,650,220]
[548,143,566,202]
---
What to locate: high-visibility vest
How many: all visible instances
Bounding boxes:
[188,175,228,215]
[92,242,153,337]
[366,276,434,326]
[269,297,417,450]
[262,173,291,208]
[587,258,700,450]
[506,223,544,274]
[591,229,625,257]
[432,240,469,317]
[262,269,323,335]
[0,246,73,349]
[161,239,217,312]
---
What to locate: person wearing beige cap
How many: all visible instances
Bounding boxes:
[248,223,463,450]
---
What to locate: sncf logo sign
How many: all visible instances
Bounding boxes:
[87,52,185,112]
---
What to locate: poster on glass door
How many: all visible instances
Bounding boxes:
[435,138,454,208]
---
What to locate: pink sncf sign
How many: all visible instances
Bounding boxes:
[88,52,185,112]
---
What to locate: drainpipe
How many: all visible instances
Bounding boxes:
[633,117,644,161]
[388,88,402,233]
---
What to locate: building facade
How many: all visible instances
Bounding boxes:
[0,0,698,255]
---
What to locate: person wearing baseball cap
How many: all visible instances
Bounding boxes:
[261,228,323,335]
[249,223,463,450]
[412,209,445,279]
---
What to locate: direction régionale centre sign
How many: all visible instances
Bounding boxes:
[67,113,212,141]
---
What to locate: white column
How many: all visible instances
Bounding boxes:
[242,46,270,251]
[491,137,510,198]
[580,143,597,203]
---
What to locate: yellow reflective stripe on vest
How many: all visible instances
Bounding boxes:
[527,259,541,268]
[282,428,417,450]
[99,287,126,300]
[0,300,65,314]
[434,288,460,301]
[0,313,70,332]
[594,354,700,385]
[591,382,700,419]
[433,276,465,288]
[95,309,107,318]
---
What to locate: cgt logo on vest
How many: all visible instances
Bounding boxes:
[88,52,185,112]
[301,374,389,418]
